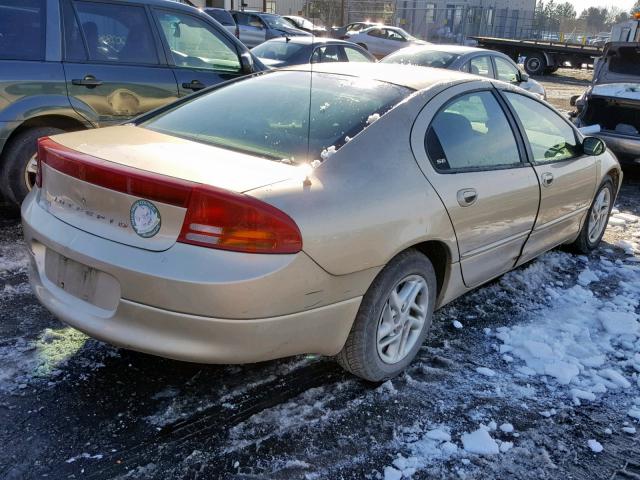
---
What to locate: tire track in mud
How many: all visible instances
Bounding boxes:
[83,361,347,479]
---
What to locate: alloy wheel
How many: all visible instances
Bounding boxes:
[376,274,429,364]
[587,187,611,244]
[24,153,38,192]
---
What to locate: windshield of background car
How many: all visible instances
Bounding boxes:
[261,14,294,30]
[383,49,460,68]
[143,71,411,163]
[251,41,305,60]
[206,9,235,26]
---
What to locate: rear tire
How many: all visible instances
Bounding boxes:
[569,177,614,254]
[0,127,64,205]
[523,53,546,76]
[336,249,437,382]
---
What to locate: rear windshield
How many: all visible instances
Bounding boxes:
[608,46,640,76]
[0,0,45,61]
[205,9,235,26]
[143,71,411,163]
[383,49,460,69]
[251,41,305,60]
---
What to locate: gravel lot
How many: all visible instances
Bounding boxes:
[1,72,639,480]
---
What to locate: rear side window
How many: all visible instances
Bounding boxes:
[426,91,521,171]
[143,71,411,163]
[74,1,158,64]
[311,45,341,63]
[0,0,45,61]
[504,92,579,163]
[344,47,371,62]
[205,9,234,26]
[466,56,492,78]
[383,49,460,68]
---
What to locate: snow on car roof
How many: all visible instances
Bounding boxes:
[283,62,481,91]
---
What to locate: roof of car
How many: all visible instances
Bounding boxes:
[283,62,480,90]
[257,37,362,46]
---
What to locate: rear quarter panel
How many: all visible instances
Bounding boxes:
[248,88,459,277]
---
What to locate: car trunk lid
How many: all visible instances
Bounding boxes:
[594,42,640,85]
[38,126,300,251]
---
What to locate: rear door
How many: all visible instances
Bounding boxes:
[61,0,178,126]
[411,82,540,287]
[233,12,266,47]
[500,90,597,264]
[151,8,244,95]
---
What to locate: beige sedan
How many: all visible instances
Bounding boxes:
[22,64,621,381]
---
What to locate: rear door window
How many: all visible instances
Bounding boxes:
[425,91,521,171]
[343,46,371,62]
[311,45,341,63]
[0,0,46,60]
[466,56,492,78]
[73,1,159,64]
[155,10,240,73]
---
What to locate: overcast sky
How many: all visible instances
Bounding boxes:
[561,0,636,14]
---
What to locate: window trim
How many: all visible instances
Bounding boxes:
[151,6,242,73]
[424,88,529,174]
[64,0,167,67]
[497,88,584,166]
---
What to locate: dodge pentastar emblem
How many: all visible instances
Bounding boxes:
[130,199,161,238]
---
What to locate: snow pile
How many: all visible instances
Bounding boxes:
[461,428,499,455]
[587,439,603,453]
[494,211,640,403]
[320,145,336,160]
[0,241,29,274]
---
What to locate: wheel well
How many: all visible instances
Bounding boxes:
[606,168,620,192]
[2,115,87,155]
[412,240,450,297]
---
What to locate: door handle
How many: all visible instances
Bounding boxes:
[71,75,103,88]
[457,188,477,207]
[541,172,554,187]
[182,80,206,91]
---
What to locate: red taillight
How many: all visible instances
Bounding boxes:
[178,186,302,254]
[36,137,302,254]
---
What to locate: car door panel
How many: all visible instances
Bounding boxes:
[62,0,178,126]
[500,90,598,264]
[410,82,540,288]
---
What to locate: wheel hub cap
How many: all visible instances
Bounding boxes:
[376,275,428,365]
[24,153,38,191]
[587,188,611,244]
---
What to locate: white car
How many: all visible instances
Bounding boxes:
[345,26,427,58]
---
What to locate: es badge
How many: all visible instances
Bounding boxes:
[130,199,161,238]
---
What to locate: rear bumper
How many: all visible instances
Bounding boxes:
[596,132,640,164]
[22,190,365,363]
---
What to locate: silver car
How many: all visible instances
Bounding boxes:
[382,44,547,100]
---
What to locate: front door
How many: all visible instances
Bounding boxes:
[501,90,598,264]
[411,83,540,287]
[62,0,178,126]
[152,8,245,96]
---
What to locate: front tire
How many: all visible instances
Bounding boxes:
[0,127,64,205]
[337,250,437,381]
[570,177,614,254]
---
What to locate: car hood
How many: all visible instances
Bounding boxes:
[593,42,640,85]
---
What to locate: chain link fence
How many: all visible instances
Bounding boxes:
[300,1,602,45]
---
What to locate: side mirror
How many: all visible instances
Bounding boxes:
[582,136,606,156]
[240,52,254,74]
[172,22,181,38]
[519,72,529,82]
[570,95,579,107]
